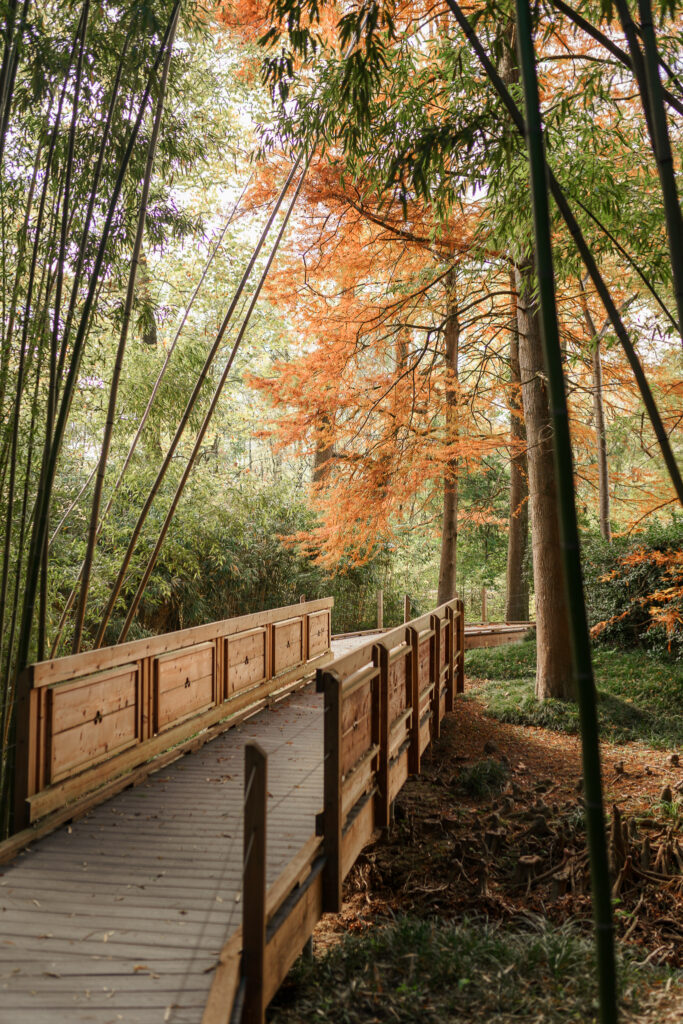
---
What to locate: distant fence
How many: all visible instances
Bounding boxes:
[205,597,464,1024]
[7,599,333,853]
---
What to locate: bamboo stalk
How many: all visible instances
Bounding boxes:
[14,0,181,677]
[634,0,683,345]
[514,4,617,1020]
[0,10,84,671]
[71,2,178,653]
[443,0,683,509]
[549,0,683,117]
[93,158,303,647]
[47,182,247,658]
[117,165,309,642]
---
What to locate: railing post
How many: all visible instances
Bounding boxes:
[403,594,410,622]
[456,599,465,693]
[243,742,267,1024]
[429,614,441,742]
[377,589,384,630]
[376,642,390,827]
[445,605,456,713]
[322,670,343,913]
[407,626,420,775]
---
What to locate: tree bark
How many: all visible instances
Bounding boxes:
[437,269,459,604]
[312,414,335,484]
[515,264,573,699]
[505,272,530,620]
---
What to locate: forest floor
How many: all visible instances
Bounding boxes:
[269,644,683,1023]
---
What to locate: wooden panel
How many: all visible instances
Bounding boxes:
[341,683,372,778]
[341,795,375,879]
[29,597,333,689]
[225,628,267,696]
[417,637,430,688]
[48,665,140,784]
[23,650,331,829]
[341,748,377,822]
[388,656,407,722]
[272,617,303,675]
[440,621,448,667]
[264,869,323,1007]
[153,642,215,733]
[389,748,409,803]
[307,611,330,659]
[419,714,431,754]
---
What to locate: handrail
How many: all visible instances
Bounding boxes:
[11,598,334,837]
[206,597,466,1023]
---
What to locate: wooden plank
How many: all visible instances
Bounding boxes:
[272,618,303,675]
[155,672,214,732]
[377,643,390,829]
[22,652,330,827]
[265,835,323,927]
[430,613,441,742]
[457,602,465,691]
[30,599,333,689]
[407,626,420,775]
[154,642,215,732]
[307,611,330,659]
[341,744,378,823]
[264,864,323,1007]
[50,704,138,784]
[153,642,214,694]
[201,928,243,1024]
[388,655,407,722]
[226,629,267,695]
[341,793,375,880]
[388,708,411,761]
[48,664,139,733]
[243,742,267,1024]
[419,712,431,755]
[389,747,409,803]
[340,682,372,778]
[321,671,342,914]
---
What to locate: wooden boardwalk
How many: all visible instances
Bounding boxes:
[0,623,518,1023]
[0,682,327,1023]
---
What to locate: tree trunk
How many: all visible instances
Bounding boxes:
[437,269,459,604]
[515,264,574,699]
[505,273,530,620]
[312,413,335,483]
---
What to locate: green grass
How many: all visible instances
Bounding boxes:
[458,758,509,799]
[269,916,664,1023]
[466,639,683,748]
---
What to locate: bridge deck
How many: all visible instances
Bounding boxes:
[0,627,520,1023]
[0,682,325,1024]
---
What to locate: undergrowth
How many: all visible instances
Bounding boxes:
[457,758,509,799]
[466,640,683,749]
[269,916,663,1023]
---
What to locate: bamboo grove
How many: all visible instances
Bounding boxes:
[1,3,683,1017]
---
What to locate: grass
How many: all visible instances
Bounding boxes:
[457,758,509,799]
[465,638,683,749]
[269,916,664,1023]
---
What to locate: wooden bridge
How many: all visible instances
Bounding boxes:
[0,601,526,1023]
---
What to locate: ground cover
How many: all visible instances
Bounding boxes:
[269,645,683,1023]
[467,637,683,749]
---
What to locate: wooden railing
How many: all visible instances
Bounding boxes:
[12,598,333,839]
[205,597,464,1024]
